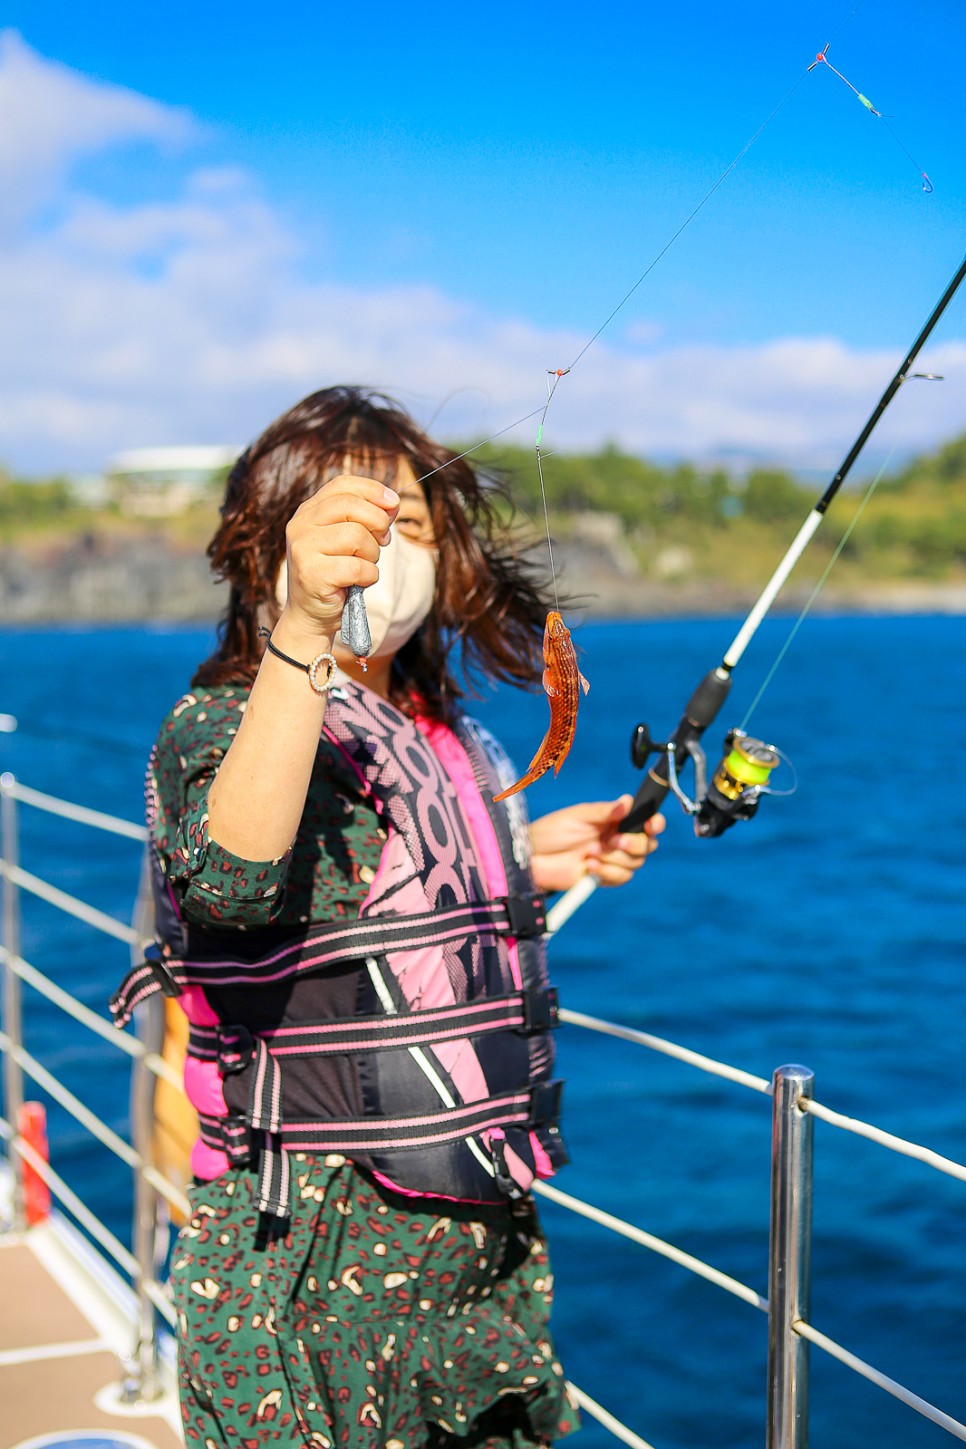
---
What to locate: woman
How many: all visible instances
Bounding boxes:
[115,387,663,1447]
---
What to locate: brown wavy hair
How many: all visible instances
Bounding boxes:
[192,386,555,719]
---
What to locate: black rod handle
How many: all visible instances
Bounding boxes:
[623,667,732,831]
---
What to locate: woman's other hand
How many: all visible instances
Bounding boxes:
[529,795,665,893]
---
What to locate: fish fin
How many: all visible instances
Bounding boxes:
[543,668,560,697]
[579,671,590,695]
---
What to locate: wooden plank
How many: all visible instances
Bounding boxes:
[1,1349,183,1449]
[0,1238,101,1353]
[0,1231,182,1449]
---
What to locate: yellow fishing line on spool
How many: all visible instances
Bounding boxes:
[711,733,780,802]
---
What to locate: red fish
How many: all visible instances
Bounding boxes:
[493,611,589,802]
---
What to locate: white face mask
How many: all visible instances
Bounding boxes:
[352,528,437,658]
[275,528,437,659]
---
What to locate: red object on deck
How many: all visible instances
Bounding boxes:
[18,1102,52,1225]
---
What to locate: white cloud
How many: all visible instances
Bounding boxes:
[0,30,196,234]
[0,32,963,477]
[622,319,666,346]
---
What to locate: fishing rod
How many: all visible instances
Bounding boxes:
[547,249,966,934]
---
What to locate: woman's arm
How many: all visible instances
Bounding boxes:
[205,474,398,862]
[529,795,665,894]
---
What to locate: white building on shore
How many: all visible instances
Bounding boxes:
[107,444,242,515]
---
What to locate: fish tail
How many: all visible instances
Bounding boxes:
[492,767,541,802]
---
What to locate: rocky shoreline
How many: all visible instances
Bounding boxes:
[2,531,964,624]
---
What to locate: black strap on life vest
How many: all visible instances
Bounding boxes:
[187,987,557,1064]
[110,891,547,1028]
[197,1057,564,1217]
[189,986,560,1216]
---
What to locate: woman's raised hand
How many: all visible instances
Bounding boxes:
[281,475,400,643]
[207,475,399,862]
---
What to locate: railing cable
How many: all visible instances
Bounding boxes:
[6,777,966,1447]
[559,1007,772,1094]
[0,1113,138,1277]
[3,781,147,842]
[0,946,182,1090]
[0,1028,189,1218]
[802,1097,966,1184]
[0,1028,139,1169]
[793,1318,966,1443]
[0,1115,179,1331]
[566,1382,658,1449]
[533,1180,767,1312]
[562,1010,966,1184]
[1,862,141,946]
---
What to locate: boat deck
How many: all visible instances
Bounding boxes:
[0,1218,183,1449]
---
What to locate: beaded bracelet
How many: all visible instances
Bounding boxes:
[257,628,337,696]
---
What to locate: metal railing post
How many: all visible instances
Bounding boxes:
[123,854,163,1403]
[767,1064,814,1449]
[1,773,26,1230]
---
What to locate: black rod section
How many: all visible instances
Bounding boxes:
[816,252,966,514]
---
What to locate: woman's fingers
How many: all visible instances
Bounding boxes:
[589,805,665,887]
[292,549,379,591]
[291,520,383,569]
[312,473,400,516]
[282,475,400,631]
[291,479,399,538]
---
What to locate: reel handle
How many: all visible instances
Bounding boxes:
[624,665,732,832]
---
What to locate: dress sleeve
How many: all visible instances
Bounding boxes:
[151,688,293,929]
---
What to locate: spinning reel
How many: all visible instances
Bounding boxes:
[618,664,792,840]
[631,723,786,838]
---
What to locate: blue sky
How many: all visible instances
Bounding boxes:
[2,0,965,474]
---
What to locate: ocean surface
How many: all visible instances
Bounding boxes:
[0,615,964,1449]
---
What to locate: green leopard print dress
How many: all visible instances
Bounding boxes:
[154,687,580,1448]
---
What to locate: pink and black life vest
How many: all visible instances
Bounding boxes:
[112,680,566,1217]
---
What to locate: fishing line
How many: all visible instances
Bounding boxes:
[738,312,956,730]
[509,14,931,590]
[808,43,933,191]
[738,445,896,731]
[422,386,493,433]
[412,12,926,540]
[532,369,575,607]
[563,77,810,377]
[524,0,906,462]
[412,3,932,521]
[827,0,870,43]
[528,73,814,506]
[414,405,546,487]
[414,64,813,502]
[407,8,939,738]
[523,72,815,603]
[880,118,933,193]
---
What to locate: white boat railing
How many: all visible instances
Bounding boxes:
[2,771,965,1448]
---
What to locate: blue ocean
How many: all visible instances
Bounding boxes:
[1,615,963,1449]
